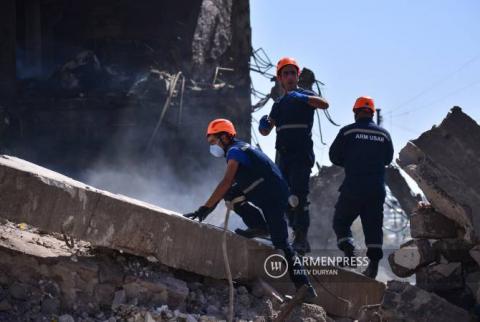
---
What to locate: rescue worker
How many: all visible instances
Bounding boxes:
[258,57,329,254]
[184,119,317,298]
[329,96,394,279]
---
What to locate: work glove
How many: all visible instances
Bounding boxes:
[286,91,309,103]
[183,206,214,222]
[258,115,271,132]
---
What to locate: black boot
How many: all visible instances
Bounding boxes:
[362,260,379,279]
[339,243,357,268]
[294,284,318,304]
[303,284,318,303]
[234,227,269,239]
[293,230,311,255]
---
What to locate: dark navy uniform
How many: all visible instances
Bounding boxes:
[269,88,316,236]
[223,139,309,287]
[329,117,394,261]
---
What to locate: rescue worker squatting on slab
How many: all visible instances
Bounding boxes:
[329,96,394,279]
[183,119,317,301]
[258,57,329,255]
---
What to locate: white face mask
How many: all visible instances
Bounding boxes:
[209,144,224,158]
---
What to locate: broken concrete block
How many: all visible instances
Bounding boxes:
[431,238,474,263]
[123,274,188,308]
[388,239,436,277]
[41,297,60,315]
[410,206,458,239]
[286,303,328,322]
[9,282,29,301]
[93,283,116,308]
[416,262,464,292]
[0,155,269,280]
[382,281,470,322]
[398,107,480,242]
[111,290,126,310]
[58,315,75,322]
[385,165,422,216]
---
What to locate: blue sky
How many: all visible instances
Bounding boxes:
[250,0,480,168]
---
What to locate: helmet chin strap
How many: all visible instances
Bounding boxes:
[217,134,234,152]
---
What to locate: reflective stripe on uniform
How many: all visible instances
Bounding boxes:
[343,128,391,141]
[230,195,246,205]
[243,178,265,194]
[276,124,309,132]
[337,237,354,245]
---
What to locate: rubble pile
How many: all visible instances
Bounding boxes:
[0,220,322,322]
[388,107,480,315]
[380,281,471,322]
[0,220,341,322]
[0,154,388,321]
[309,166,345,251]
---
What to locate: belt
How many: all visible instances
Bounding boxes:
[243,178,265,194]
[276,124,310,132]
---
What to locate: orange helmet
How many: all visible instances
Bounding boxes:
[353,96,375,114]
[276,57,300,76]
[206,119,236,137]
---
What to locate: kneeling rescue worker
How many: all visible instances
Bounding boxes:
[259,57,329,255]
[329,96,394,279]
[184,118,317,299]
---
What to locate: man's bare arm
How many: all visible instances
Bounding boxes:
[204,159,238,208]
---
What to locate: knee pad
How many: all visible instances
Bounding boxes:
[224,185,246,205]
[337,237,355,251]
[288,195,299,208]
[232,200,247,213]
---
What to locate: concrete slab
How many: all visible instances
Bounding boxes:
[0,155,385,318]
[398,107,480,242]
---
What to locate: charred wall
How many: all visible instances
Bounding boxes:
[0,0,252,184]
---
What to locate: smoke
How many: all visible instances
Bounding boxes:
[80,145,247,231]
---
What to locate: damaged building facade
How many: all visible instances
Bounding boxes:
[0,0,252,181]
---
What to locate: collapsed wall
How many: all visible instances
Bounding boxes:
[397,106,480,242]
[0,155,386,320]
[389,107,480,315]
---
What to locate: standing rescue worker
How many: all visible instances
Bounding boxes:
[329,96,394,279]
[184,119,317,298]
[259,57,329,254]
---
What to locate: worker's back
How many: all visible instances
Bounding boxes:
[226,139,288,204]
[329,117,394,197]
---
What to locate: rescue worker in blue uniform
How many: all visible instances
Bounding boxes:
[258,57,329,254]
[184,119,317,298]
[329,96,394,279]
